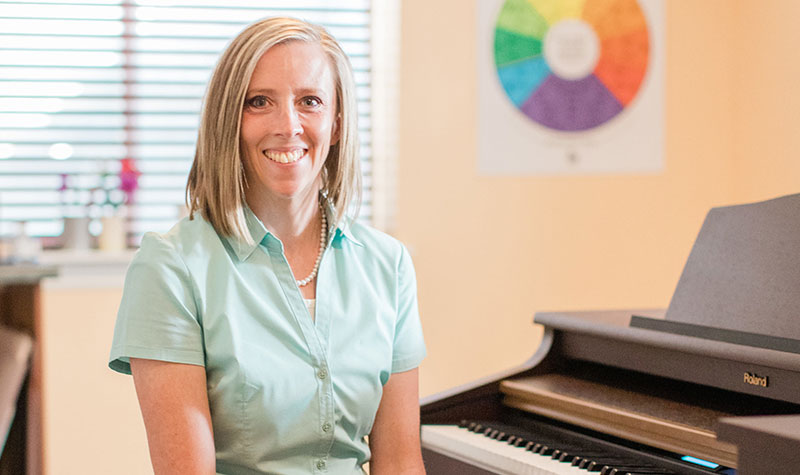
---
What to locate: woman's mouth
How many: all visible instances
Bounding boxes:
[263,148,306,164]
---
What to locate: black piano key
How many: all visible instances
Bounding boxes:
[471,423,482,433]
[608,468,676,475]
[558,453,580,465]
[558,452,577,463]
[459,419,468,428]
[524,441,536,451]
[589,459,638,471]
[488,429,499,438]
[553,449,578,462]
[507,435,524,445]
[495,431,507,441]
[573,452,612,467]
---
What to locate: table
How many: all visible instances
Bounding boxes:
[0,265,58,475]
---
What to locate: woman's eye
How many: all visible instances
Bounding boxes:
[246,96,267,108]
[302,97,321,107]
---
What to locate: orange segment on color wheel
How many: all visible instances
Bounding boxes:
[493,0,650,132]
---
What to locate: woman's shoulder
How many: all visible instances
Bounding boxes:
[136,214,224,264]
[341,218,409,260]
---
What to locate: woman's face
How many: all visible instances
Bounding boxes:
[240,41,338,202]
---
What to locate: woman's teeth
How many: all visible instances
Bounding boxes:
[264,149,304,163]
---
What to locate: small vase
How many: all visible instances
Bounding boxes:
[99,215,127,252]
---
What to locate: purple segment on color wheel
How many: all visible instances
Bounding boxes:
[520,74,623,131]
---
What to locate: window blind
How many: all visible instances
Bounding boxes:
[0,0,373,244]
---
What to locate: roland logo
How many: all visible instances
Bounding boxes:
[743,372,769,387]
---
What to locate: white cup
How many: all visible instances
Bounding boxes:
[61,217,91,250]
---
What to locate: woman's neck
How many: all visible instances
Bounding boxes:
[246,189,321,244]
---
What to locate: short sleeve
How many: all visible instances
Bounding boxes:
[391,244,427,373]
[108,232,204,375]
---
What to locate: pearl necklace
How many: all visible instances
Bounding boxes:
[296,204,327,287]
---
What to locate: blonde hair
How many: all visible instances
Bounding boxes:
[186,17,361,243]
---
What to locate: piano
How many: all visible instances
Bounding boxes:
[420,194,800,475]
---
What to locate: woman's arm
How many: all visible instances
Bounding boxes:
[368,367,426,474]
[130,358,216,475]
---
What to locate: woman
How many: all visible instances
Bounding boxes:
[109,17,427,474]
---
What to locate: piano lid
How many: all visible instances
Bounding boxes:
[664,193,800,342]
[534,194,800,404]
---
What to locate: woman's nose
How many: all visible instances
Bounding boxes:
[273,104,303,137]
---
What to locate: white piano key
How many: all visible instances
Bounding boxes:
[421,425,586,475]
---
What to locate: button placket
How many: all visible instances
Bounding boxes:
[316,359,335,462]
[267,236,334,467]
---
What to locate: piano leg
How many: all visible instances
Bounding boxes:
[422,447,496,475]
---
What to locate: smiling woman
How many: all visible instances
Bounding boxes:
[107,17,426,475]
[240,41,339,209]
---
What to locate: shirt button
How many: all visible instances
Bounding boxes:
[322,422,332,432]
[316,459,326,470]
[317,368,328,380]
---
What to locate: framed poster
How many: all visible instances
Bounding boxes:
[477,0,664,175]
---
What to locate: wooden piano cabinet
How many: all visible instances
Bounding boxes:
[0,266,57,475]
[717,415,800,475]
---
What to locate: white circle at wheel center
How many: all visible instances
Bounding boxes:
[543,19,600,81]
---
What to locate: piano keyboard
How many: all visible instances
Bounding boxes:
[422,420,710,475]
[422,424,584,474]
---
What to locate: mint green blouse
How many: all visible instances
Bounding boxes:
[108,206,426,474]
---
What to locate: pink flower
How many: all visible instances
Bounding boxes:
[119,158,141,204]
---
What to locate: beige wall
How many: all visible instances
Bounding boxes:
[42,287,150,474]
[397,0,797,397]
[734,1,800,201]
[37,0,800,472]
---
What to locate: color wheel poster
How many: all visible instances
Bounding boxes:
[477,0,664,174]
